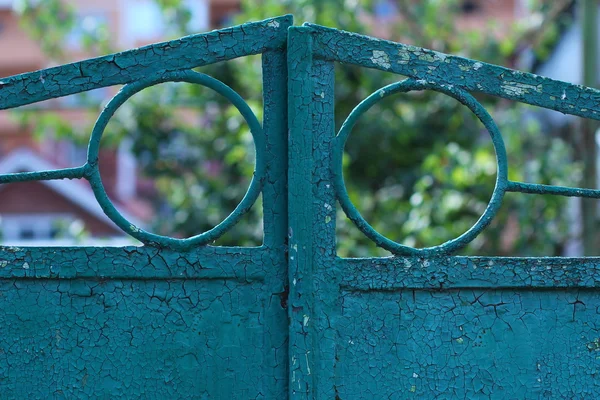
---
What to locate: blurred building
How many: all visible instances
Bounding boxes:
[0,0,238,245]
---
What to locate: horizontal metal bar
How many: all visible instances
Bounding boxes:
[0,245,271,280]
[507,181,600,198]
[302,23,600,122]
[338,256,600,290]
[0,15,292,110]
[0,166,86,183]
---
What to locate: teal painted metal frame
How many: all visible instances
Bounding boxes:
[287,23,600,399]
[0,16,289,250]
[0,16,292,398]
[5,19,598,255]
[318,24,600,256]
[2,14,600,399]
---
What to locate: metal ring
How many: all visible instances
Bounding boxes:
[333,79,508,256]
[86,70,265,249]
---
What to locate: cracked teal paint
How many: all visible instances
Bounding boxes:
[2,15,600,399]
[287,23,600,399]
[0,16,291,398]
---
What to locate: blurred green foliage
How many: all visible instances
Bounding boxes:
[13,0,580,255]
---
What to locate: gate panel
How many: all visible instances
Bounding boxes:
[334,288,599,398]
[287,24,600,399]
[0,16,291,398]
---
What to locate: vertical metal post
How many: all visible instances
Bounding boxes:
[582,0,598,254]
[287,25,339,398]
[287,26,316,399]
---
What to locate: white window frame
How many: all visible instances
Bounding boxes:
[1,213,74,241]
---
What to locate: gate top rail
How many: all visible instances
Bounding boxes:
[0,15,292,110]
[303,22,600,122]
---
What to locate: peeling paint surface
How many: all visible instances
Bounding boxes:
[0,248,289,397]
[370,50,391,69]
[1,278,270,397]
[335,288,600,398]
[3,15,600,399]
[287,22,600,399]
[0,15,291,399]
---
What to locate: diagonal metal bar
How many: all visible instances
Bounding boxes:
[304,22,600,122]
[0,15,292,110]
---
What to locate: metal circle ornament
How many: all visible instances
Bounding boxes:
[86,70,265,249]
[332,79,508,256]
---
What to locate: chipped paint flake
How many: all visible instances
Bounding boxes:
[397,49,410,64]
[370,50,391,69]
[501,82,543,96]
[305,352,311,375]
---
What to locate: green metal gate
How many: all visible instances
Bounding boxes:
[2,15,600,399]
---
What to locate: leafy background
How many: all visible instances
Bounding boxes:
[13,0,584,256]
